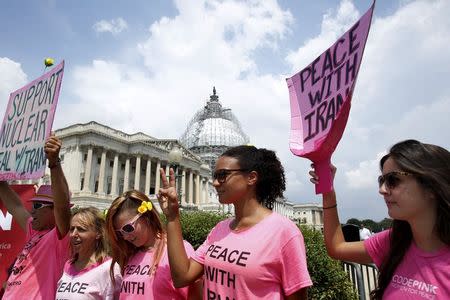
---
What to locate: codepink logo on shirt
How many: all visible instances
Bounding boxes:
[391,275,438,299]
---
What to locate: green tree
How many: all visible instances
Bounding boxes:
[301,225,358,300]
[378,218,393,231]
[346,218,361,226]
[361,219,381,233]
[179,210,227,249]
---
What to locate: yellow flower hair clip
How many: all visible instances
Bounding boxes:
[138,201,153,214]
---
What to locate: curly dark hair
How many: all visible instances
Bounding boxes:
[221,145,286,209]
[371,140,450,299]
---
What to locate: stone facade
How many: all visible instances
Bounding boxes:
[12,120,321,221]
[52,121,218,211]
[292,203,324,230]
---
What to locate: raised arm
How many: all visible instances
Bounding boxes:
[310,164,372,264]
[158,168,204,287]
[45,134,71,237]
[0,181,31,230]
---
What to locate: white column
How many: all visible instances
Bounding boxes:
[199,177,204,204]
[181,169,186,205]
[195,173,200,205]
[165,164,170,176]
[203,179,208,204]
[97,149,107,194]
[111,153,119,196]
[155,160,161,192]
[123,157,130,192]
[82,147,93,192]
[188,170,193,205]
[134,155,141,190]
[145,159,152,196]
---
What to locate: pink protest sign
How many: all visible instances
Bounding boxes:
[287,3,374,194]
[0,61,64,180]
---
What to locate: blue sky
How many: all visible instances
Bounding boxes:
[2,0,397,77]
[1,0,449,222]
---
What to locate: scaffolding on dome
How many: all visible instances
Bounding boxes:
[180,87,249,171]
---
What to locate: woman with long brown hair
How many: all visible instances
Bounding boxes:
[105,190,201,300]
[310,139,450,299]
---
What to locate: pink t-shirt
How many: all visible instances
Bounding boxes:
[192,212,312,299]
[119,241,194,300]
[365,230,450,299]
[55,258,122,300]
[3,217,70,300]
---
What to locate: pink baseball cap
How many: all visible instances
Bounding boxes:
[29,185,73,206]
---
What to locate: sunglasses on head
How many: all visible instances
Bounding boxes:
[115,213,142,237]
[378,171,412,190]
[32,202,53,210]
[212,169,248,183]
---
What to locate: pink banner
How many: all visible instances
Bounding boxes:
[0,185,35,287]
[287,3,374,194]
[0,61,64,180]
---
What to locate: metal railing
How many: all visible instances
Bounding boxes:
[342,261,379,300]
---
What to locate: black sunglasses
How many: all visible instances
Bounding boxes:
[213,169,248,183]
[378,171,412,190]
[32,202,53,210]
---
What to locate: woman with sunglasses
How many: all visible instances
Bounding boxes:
[105,190,202,300]
[56,207,122,299]
[309,139,450,299]
[158,145,312,299]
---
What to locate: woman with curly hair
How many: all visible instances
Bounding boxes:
[310,140,450,299]
[159,145,312,299]
[105,190,201,300]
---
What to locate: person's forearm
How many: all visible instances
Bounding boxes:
[166,215,193,287]
[0,181,21,209]
[50,165,70,208]
[0,181,30,229]
[322,191,345,258]
[50,164,71,236]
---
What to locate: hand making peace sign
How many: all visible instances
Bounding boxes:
[157,168,180,220]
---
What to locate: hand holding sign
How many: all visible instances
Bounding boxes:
[44,133,61,168]
[287,3,374,194]
[309,163,336,186]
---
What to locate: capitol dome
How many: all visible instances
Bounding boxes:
[180,87,249,170]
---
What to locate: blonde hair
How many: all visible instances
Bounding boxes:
[105,190,166,283]
[70,207,108,264]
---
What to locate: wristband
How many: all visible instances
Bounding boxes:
[48,157,61,169]
[323,204,337,209]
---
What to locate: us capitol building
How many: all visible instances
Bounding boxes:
[24,87,323,229]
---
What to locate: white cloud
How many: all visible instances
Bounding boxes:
[286,0,359,72]
[93,17,128,35]
[345,151,386,189]
[0,57,27,115]
[138,0,293,78]
[286,169,304,189]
